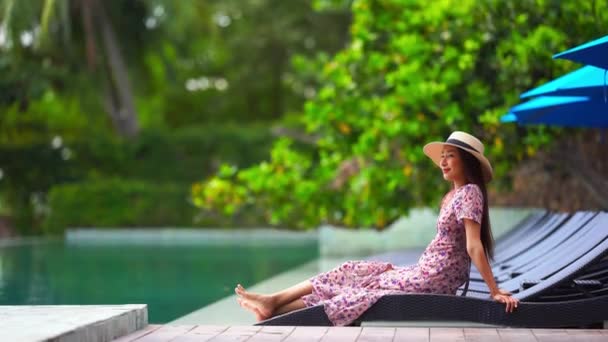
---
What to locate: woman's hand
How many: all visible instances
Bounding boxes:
[497,288,512,296]
[492,289,519,313]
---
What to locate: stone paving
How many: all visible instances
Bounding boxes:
[114,325,608,342]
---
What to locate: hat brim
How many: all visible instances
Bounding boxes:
[423,142,493,182]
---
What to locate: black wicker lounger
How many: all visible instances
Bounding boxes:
[489,212,597,282]
[469,212,576,281]
[467,212,607,293]
[493,211,565,257]
[256,212,608,327]
[490,210,548,252]
[257,294,608,327]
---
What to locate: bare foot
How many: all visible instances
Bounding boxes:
[234,284,274,320]
[237,297,267,321]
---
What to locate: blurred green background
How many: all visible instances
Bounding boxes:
[1,0,607,236]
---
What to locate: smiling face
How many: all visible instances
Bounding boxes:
[440,145,466,187]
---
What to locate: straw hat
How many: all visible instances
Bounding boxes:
[423,131,493,182]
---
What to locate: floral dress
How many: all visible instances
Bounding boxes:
[301,183,484,326]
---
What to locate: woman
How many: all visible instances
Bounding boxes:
[235,131,519,326]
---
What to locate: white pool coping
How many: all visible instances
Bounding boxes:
[0,304,147,342]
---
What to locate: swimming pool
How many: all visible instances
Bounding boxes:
[0,231,318,323]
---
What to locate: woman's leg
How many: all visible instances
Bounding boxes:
[235,280,313,320]
[274,298,306,315]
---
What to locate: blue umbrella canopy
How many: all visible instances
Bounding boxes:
[520,65,608,99]
[501,96,608,128]
[553,35,608,69]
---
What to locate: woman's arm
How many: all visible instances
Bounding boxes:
[464,218,519,313]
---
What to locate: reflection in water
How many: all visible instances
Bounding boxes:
[0,239,318,323]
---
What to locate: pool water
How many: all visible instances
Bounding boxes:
[0,238,318,323]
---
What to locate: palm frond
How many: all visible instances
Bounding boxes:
[2,0,15,30]
[39,0,56,47]
[58,0,70,44]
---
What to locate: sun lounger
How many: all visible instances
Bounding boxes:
[491,212,597,282]
[468,212,566,281]
[467,212,606,293]
[491,210,548,253]
[489,212,570,266]
[469,211,597,284]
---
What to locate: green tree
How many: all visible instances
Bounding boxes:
[1,0,146,137]
[192,0,608,230]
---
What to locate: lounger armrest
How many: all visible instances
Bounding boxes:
[572,279,602,289]
[520,280,541,290]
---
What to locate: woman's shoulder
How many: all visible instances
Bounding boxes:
[461,183,481,191]
[443,184,482,208]
[455,183,482,198]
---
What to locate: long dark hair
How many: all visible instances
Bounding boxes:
[457,148,495,260]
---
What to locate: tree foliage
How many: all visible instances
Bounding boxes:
[192,0,608,230]
[0,0,351,233]
[137,0,350,126]
[1,0,148,137]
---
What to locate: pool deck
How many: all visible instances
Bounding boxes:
[113,325,608,341]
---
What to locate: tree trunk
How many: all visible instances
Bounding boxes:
[80,0,97,69]
[270,40,286,119]
[93,0,139,138]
